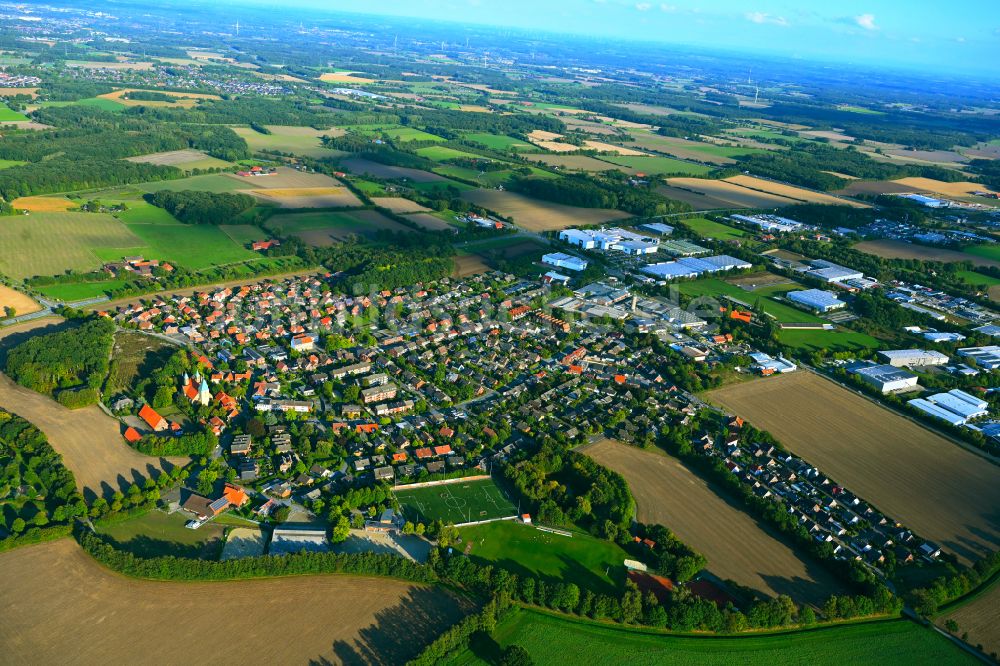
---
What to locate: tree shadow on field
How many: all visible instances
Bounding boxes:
[759,571,842,609]
[310,587,476,665]
[97,533,220,560]
[0,319,80,364]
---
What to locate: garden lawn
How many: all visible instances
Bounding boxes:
[446,610,975,666]
[459,521,628,595]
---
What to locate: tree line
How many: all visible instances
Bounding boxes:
[145,190,256,225]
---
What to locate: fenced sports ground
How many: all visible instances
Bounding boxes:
[395,476,517,526]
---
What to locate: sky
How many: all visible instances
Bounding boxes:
[263,0,1000,76]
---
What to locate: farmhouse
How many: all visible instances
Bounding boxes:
[878,349,949,368]
[852,364,919,393]
[542,252,588,272]
[787,289,846,313]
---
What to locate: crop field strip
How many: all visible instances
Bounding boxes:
[854,239,1000,269]
[585,439,844,606]
[0,539,473,665]
[940,578,1000,658]
[461,189,632,231]
[705,371,1000,566]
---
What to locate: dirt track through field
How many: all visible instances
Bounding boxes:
[585,439,843,606]
[0,539,471,665]
[705,372,1000,565]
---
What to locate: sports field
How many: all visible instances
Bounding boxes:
[460,520,628,594]
[0,539,472,665]
[446,608,974,665]
[678,278,824,324]
[395,477,517,525]
[705,371,1000,566]
[776,328,880,352]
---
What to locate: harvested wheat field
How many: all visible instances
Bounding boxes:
[723,176,869,208]
[625,134,738,165]
[246,186,362,208]
[453,254,491,278]
[0,371,186,501]
[585,439,843,606]
[582,140,646,156]
[0,539,472,665]
[0,86,37,97]
[97,88,220,108]
[461,190,630,231]
[319,71,376,84]
[891,178,998,198]
[373,197,431,213]
[855,239,1000,268]
[666,178,798,208]
[10,196,76,212]
[706,372,1000,565]
[126,149,231,170]
[655,184,735,209]
[0,285,42,316]
[885,149,968,166]
[941,583,1000,658]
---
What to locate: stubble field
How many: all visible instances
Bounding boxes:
[0,539,472,665]
[940,582,1000,658]
[705,372,1000,565]
[585,439,843,606]
[854,239,1000,268]
[0,285,42,316]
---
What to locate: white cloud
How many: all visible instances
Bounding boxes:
[635,2,652,11]
[745,11,788,27]
[855,13,877,30]
[660,3,677,11]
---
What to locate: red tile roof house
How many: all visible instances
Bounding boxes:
[138,404,168,432]
[123,426,143,444]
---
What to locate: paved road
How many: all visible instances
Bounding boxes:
[1,294,109,327]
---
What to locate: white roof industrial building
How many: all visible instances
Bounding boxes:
[878,349,950,367]
[852,364,919,393]
[909,389,988,425]
[787,289,846,312]
[640,222,674,235]
[730,213,805,233]
[641,255,751,280]
[558,227,659,254]
[957,346,1000,370]
[801,260,865,284]
[542,252,588,272]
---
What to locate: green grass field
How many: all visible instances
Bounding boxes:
[265,210,373,234]
[682,217,747,241]
[778,329,880,353]
[120,222,260,269]
[382,127,446,143]
[231,125,342,159]
[446,610,975,665]
[837,105,885,115]
[395,477,517,525]
[35,279,129,302]
[600,155,712,176]
[416,145,484,162]
[0,212,144,280]
[220,224,269,245]
[962,245,1000,262]
[0,103,29,121]
[464,133,533,151]
[0,158,26,169]
[460,521,628,594]
[98,509,225,559]
[956,269,1000,287]
[679,279,825,324]
[138,174,248,194]
[349,179,388,196]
